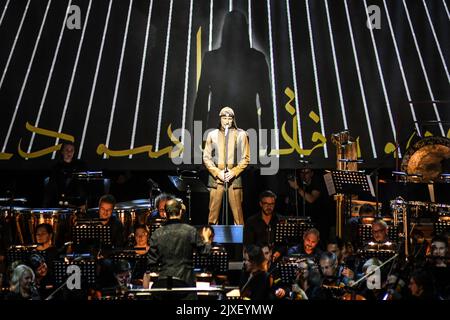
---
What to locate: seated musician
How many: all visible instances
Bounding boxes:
[149,193,175,221]
[261,243,286,299]
[291,258,322,300]
[240,245,274,300]
[288,228,322,261]
[97,194,125,249]
[365,219,396,251]
[349,204,376,244]
[29,254,54,299]
[34,223,58,263]
[319,251,354,287]
[133,224,150,255]
[6,264,40,300]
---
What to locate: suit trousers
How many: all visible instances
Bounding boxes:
[208,184,244,225]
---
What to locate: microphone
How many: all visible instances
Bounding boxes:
[224,125,229,137]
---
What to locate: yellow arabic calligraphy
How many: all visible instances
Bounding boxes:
[17,122,75,159]
[97,124,184,158]
[270,87,326,156]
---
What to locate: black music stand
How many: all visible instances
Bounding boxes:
[53,258,96,286]
[357,223,399,247]
[324,170,375,197]
[275,218,314,246]
[72,222,112,251]
[110,252,148,281]
[434,220,450,235]
[324,170,375,238]
[168,175,208,223]
[6,245,43,265]
[279,262,299,285]
[193,249,228,274]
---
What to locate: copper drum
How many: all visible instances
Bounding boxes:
[1,206,27,246]
[15,208,74,245]
[115,207,151,239]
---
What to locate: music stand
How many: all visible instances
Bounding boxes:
[324,170,375,238]
[53,258,96,286]
[434,220,450,235]
[279,262,299,285]
[72,222,112,248]
[168,175,208,223]
[193,249,228,274]
[110,252,148,281]
[6,245,43,265]
[357,223,399,247]
[275,218,314,246]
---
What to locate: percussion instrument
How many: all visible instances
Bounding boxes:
[401,136,450,183]
[14,208,75,245]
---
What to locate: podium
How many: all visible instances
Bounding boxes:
[168,174,208,223]
[324,170,375,238]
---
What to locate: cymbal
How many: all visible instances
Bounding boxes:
[0,197,27,203]
[401,136,450,182]
[115,199,152,209]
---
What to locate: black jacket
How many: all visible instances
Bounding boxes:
[148,220,210,286]
[244,213,284,247]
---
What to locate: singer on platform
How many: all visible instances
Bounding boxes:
[203,107,250,225]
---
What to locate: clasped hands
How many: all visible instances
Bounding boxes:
[218,169,235,183]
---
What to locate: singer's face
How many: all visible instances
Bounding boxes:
[21,271,33,290]
[432,241,447,257]
[99,202,114,221]
[220,116,233,130]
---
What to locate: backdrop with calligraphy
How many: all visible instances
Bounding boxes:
[0,0,448,171]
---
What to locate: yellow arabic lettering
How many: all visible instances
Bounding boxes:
[0,152,13,160]
[17,122,75,159]
[271,87,327,156]
[25,122,74,142]
[97,124,184,159]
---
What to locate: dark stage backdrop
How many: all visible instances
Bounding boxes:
[0,0,448,171]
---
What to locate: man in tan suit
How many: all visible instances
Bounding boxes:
[203,107,250,225]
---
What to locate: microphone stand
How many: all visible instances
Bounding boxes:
[223,126,230,225]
